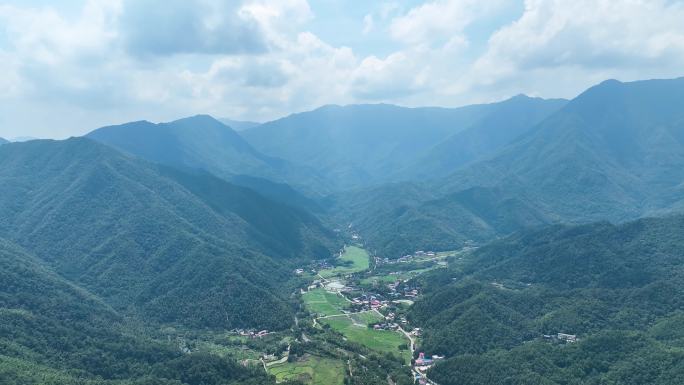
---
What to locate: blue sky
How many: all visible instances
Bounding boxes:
[1,0,684,138]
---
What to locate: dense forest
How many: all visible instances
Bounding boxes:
[409,215,684,384]
[0,238,281,385]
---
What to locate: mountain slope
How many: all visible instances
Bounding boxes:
[337,77,684,256]
[440,77,684,220]
[243,103,493,189]
[410,215,684,385]
[0,238,275,385]
[87,115,327,193]
[401,95,567,179]
[220,117,260,131]
[0,138,337,330]
[0,138,7,145]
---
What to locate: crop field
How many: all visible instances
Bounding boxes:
[319,246,369,278]
[350,310,383,325]
[320,315,410,362]
[268,355,345,385]
[302,288,349,316]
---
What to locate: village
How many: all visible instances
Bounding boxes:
[287,244,458,384]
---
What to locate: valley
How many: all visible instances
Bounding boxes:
[262,242,459,384]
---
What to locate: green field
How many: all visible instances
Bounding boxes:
[320,315,410,362]
[302,288,349,316]
[319,246,370,278]
[360,267,436,286]
[268,355,345,385]
[350,310,384,325]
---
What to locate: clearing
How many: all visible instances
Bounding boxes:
[319,246,370,278]
[302,288,349,317]
[268,355,345,385]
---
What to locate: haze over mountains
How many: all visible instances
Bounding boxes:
[87,115,329,194]
[242,97,567,189]
[3,75,684,384]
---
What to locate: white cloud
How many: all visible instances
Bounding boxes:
[2,0,684,139]
[389,0,504,46]
[459,0,684,99]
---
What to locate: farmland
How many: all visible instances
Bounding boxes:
[319,246,370,278]
[302,288,349,316]
[268,355,345,385]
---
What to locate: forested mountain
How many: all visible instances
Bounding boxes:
[333,77,684,256]
[242,98,565,189]
[0,138,338,330]
[410,215,684,385]
[0,238,278,385]
[242,103,491,189]
[219,118,261,131]
[87,115,327,194]
[399,95,567,179]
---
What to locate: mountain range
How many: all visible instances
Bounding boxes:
[331,77,684,256]
[3,75,684,384]
[87,115,329,194]
[0,138,338,331]
[410,214,684,385]
[242,97,566,189]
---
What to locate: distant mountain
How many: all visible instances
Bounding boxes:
[399,95,567,179]
[87,115,328,194]
[0,138,338,330]
[243,99,565,189]
[10,136,39,142]
[410,215,684,385]
[0,137,8,145]
[336,77,684,256]
[220,117,261,131]
[242,103,493,189]
[439,77,684,220]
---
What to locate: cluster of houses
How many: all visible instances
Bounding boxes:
[543,332,578,343]
[230,329,271,339]
[351,294,388,310]
[414,352,445,380]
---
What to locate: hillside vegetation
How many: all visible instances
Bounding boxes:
[409,215,684,384]
[0,138,338,330]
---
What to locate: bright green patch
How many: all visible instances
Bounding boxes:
[302,288,349,317]
[319,246,370,278]
[320,315,410,363]
[268,355,345,385]
[350,310,384,326]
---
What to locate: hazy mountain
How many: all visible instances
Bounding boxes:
[334,77,684,256]
[400,95,567,179]
[10,136,39,142]
[0,138,338,330]
[0,137,8,145]
[242,103,493,189]
[220,117,261,131]
[243,98,566,189]
[229,174,324,212]
[439,77,684,219]
[87,114,328,194]
[411,215,684,385]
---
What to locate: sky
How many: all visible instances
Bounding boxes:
[1,0,684,139]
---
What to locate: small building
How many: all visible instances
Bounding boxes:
[557,333,577,343]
